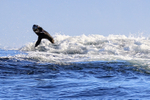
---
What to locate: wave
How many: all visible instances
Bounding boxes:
[20,34,150,53]
[2,34,150,69]
[20,34,150,54]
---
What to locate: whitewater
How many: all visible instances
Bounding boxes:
[1,34,150,99]
[18,34,150,70]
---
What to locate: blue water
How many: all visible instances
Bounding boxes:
[1,34,150,99]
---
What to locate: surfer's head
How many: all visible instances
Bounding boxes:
[32,24,38,31]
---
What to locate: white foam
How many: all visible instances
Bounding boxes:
[14,34,150,68]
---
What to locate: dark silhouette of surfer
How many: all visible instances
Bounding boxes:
[32,24,54,47]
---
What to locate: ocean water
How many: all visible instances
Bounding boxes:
[1,34,150,99]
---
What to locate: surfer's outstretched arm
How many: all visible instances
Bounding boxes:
[47,36,54,44]
[35,37,42,47]
[44,31,54,44]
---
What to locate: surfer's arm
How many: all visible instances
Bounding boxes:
[43,31,54,44]
[35,37,42,47]
[47,35,54,44]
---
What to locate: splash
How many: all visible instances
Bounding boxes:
[16,34,150,66]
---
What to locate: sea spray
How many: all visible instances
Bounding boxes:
[16,34,150,69]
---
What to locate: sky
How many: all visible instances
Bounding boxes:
[0,0,150,48]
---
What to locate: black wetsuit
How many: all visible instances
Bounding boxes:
[32,24,54,47]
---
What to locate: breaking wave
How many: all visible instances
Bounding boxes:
[2,34,149,70]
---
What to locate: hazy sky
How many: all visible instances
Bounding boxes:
[0,0,150,47]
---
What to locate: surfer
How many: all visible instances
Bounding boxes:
[32,24,54,47]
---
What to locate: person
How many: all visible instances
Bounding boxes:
[32,24,54,47]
